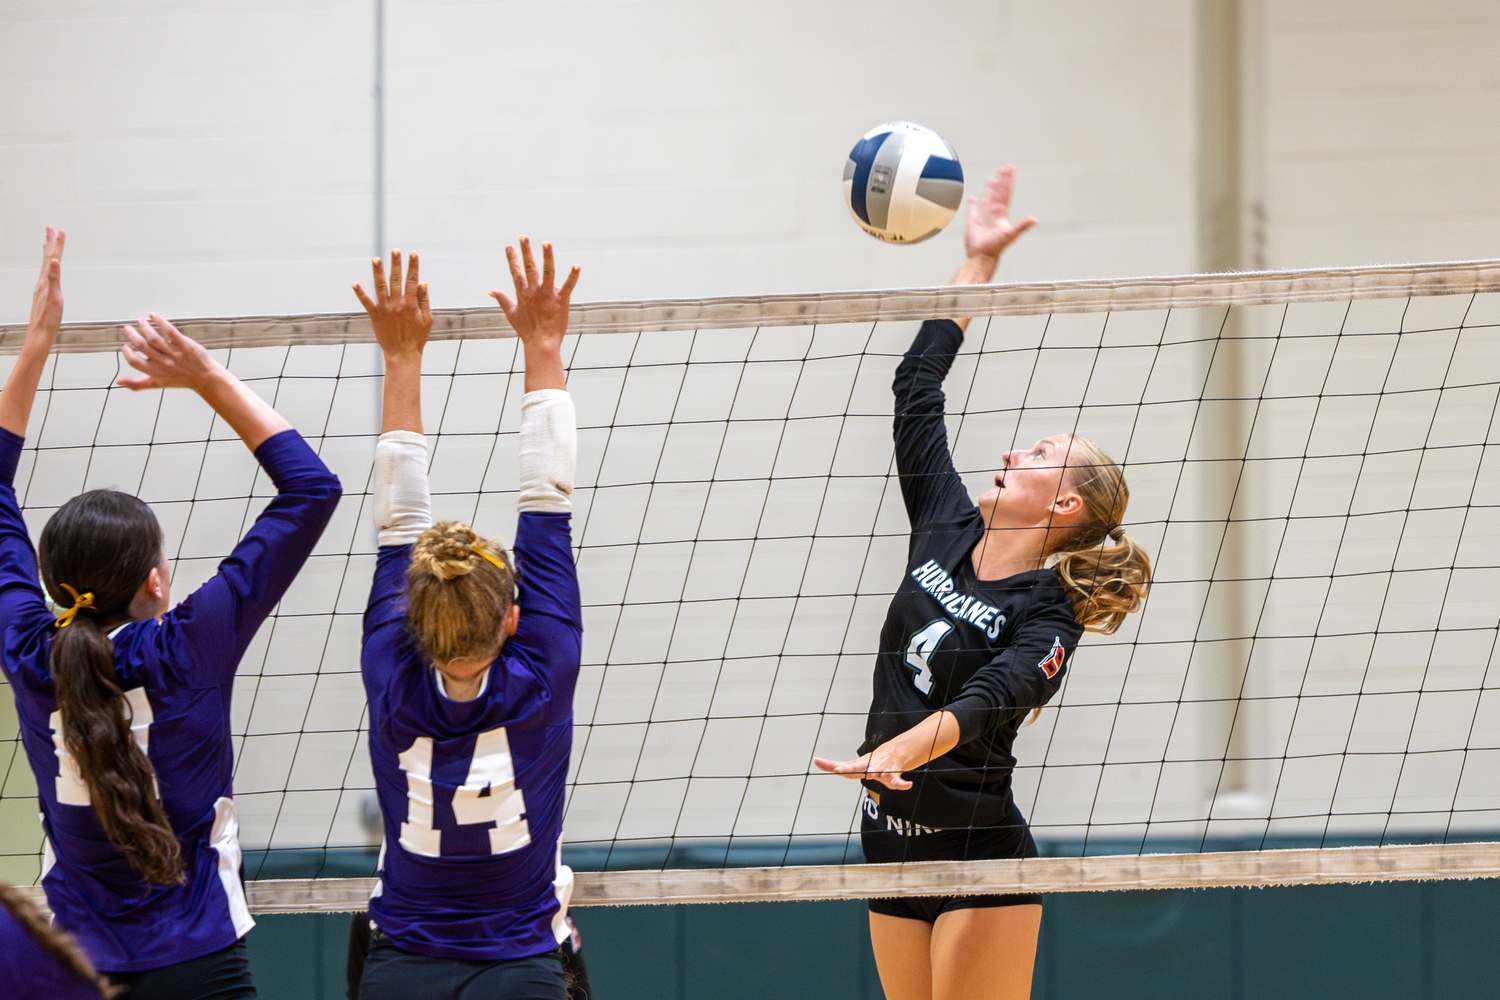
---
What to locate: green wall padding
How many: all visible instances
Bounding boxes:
[247,879,1500,1000]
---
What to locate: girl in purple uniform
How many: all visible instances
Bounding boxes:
[352,239,582,1000]
[0,229,342,999]
[814,170,1152,1000]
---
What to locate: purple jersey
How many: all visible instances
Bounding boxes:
[0,899,102,1000]
[0,427,341,972]
[362,511,581,961]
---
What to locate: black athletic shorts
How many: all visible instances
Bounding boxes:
[358,927,567,1000]
[860,790,1043,922]
[104,937,256,1000]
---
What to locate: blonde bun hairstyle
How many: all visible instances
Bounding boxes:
[1052,437,1152,634]
[406,521,517,664]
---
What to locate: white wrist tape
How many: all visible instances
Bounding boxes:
[518,389,576,513]
[374,430,433,546]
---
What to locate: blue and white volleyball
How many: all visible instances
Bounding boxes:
[843,122,964,244]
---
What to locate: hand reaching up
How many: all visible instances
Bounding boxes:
[491,237,579,393]
[117,315,222,392]
[0,227,68,436]
[354,250,433,364]
[29,227,66,342]
[964,165,1038,265]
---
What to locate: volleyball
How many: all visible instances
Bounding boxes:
[842,121,964,244]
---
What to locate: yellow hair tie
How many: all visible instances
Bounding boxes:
[471,538,509,574]
[53,583,95,629]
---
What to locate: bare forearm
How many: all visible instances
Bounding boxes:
[883,710,962,772]
[381,353,424,434]
[0,337,54,436]
[195,369,293,451]
[949,255,1000,334]
[523,343,566,393]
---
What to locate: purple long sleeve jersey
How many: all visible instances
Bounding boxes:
[362,510,582,962]
[0,427,341,972]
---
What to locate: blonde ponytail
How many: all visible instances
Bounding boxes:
[406,521,517,664]
[1052,438,1152,634]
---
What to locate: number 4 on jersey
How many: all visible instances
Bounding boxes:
[905,620,953,695]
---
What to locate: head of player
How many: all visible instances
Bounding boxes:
[975,432,1151,634]
[404,521,520,701]
[38,492,182,885]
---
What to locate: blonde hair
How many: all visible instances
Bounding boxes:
[1051,437,1152,634]
[406,521,517,664]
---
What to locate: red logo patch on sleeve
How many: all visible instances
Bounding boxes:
[1038,637,1066,678]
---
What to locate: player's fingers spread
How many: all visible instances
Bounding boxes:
[505,245,527,294]
[390,249,405,294]
[120,339,150,372]
[353,282,377,314]
[152,313,184,343]
[490,289,515,317]
[559,264,580,305]
[520,236,539,284]
[128,320,166,359]
[371,257,389,303]
[541,242,556,289]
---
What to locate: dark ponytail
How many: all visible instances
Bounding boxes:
[38,490,184,886]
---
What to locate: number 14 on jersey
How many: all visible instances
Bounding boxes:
[397,726,531,858]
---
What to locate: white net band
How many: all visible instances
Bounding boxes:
[4,259,1499,354]
[14,840,1500,915]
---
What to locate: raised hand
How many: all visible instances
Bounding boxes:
[964,165,1038,265]
[29,226,66,341]
[0,227,69,436]
[490,237,579,370]
[117,315,222,392]
[353,250,432,363]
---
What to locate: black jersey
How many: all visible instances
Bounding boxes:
[859,319,1084,830]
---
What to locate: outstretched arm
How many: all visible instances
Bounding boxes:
[118,315,292,451]
[354,250,431,435]
[813,711,961,792]
[354,250,434,547]
[491,236,579,394]
[951,165,1038,332]
[0,227,66,437]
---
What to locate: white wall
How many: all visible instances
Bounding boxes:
[0,0,1196,324]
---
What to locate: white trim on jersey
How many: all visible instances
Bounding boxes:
[210,797,255,938]
[50,686,155,805]
[550,840,574,945]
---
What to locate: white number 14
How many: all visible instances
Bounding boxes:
[397,726,531,858]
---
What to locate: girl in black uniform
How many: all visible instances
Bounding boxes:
[815,166,1152,1000]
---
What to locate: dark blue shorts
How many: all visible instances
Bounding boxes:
[860,791,1043,922]
[104,937,256,1000]
[359,928,566,1000]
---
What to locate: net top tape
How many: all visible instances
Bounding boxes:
[4,259,1500,356]
[12,843,1500,913]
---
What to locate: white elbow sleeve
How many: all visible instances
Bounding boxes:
[374,430,433,546]
[518,389,576,513]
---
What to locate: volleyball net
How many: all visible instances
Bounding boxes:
[4,260,1500,910]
